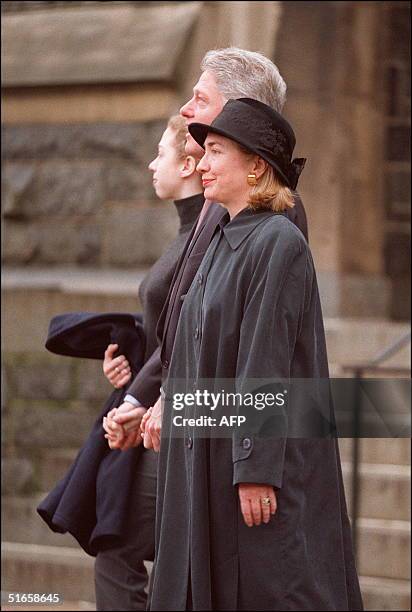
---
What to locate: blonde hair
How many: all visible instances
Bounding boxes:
[248,165,294,212]
[238,144,294,212]
[167,115,187,160]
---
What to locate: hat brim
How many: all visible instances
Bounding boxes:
[45,312,143,360]
[188,122,292,188]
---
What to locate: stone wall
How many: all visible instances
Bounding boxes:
[273,0,410,320]
[4,0,409,318]
[1,1,179,10]
[2,0,202,268]
[1,278,141,496]
[2,120,182,266]
[2,352,112,495]
[382,1,411,320]
[1,7,410,606]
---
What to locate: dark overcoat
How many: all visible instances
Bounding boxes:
[37,312,146,554]
[37,194,204,555]
[150,209,363,611]
[125,193,308,407]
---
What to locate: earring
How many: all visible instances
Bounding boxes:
[247,173,257,186]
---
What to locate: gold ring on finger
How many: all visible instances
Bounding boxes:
[261,497,271,506]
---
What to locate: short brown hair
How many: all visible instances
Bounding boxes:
[248,165,294,212]
[167,115,187,160]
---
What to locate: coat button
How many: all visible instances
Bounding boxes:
[186,437,193,449]
[242,437,252,450]
[163,359,169,369]
[194,327,200,339]
[197,273,203,285]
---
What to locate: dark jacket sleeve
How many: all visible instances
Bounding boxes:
[124,346,163,407]
[232,222,309,488]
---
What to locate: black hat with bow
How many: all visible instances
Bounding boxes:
[188,97,306,190]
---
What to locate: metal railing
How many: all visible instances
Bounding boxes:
[341,331,411,559]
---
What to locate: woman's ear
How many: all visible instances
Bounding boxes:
[180,155,197,178]
[252,156,268,180]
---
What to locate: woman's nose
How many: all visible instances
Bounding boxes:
[196,155,208,173]
[148,158,156,171]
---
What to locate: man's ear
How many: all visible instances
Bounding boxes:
[180,155,197,178]
[252,156,268,180]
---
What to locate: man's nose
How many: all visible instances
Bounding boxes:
[180,98,194,118]
[148,159,156,171]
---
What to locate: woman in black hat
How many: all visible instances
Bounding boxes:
[145,99,363,611]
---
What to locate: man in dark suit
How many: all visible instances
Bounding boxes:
[104,47,308,450]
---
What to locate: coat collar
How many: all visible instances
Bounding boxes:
[219,207,286,250]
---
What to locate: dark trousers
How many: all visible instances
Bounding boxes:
[94,449,158,611]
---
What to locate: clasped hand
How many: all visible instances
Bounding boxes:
[103,396,162,451]
[101,343,162,451]
[102,402,277,527]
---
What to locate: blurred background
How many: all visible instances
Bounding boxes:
[1,1,410,610]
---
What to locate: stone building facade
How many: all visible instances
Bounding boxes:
[1,2,411,609]
[382,1,411,319]
[2,0,410,319]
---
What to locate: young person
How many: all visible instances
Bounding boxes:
[38,115,203,611]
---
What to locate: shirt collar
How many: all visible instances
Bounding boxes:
[173,193,204,229]
[220,207,284,250]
